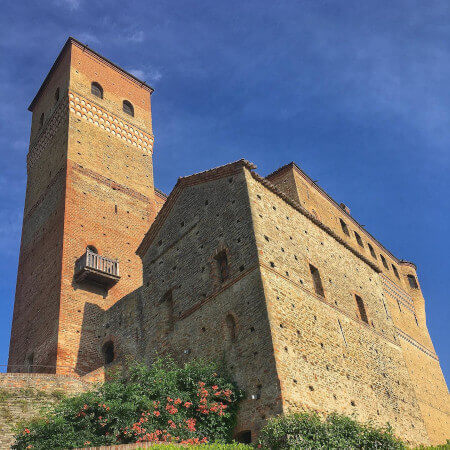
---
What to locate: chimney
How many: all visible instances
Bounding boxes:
[340,203,350,215]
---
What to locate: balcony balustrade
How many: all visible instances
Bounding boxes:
[75,248,120,287]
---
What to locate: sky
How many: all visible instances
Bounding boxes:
[0,1,448,381]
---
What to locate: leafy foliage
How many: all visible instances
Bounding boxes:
[414,441,450,450]
[13,358,243,449]
[258,412,407,449]
[135,445,251,449]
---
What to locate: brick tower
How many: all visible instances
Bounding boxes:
[8,37,157,375]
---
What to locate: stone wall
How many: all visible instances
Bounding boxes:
[247,170,430,445]
[266,163,449,444]
[102,163,283,441]
[0,373,93,449]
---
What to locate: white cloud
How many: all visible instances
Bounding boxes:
[128,67,162,83]
[125,30,145,43]
[55,0,81,11]
[77,32,100,45]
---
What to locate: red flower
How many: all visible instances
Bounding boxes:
[185,417,196,431]
[212,385,218,390]
[153,410,160,417]
[174,398,182,405]
[184,401,192,408]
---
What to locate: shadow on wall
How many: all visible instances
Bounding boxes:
[75,302,106,376]
[75,288,149,376]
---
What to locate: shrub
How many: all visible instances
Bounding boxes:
[13,358,243,449]
[258,411,406,449]
[137,445,251,449]
[414,441,450,450]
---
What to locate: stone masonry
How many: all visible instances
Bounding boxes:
[7,38,449,447]
[0,373,93,448]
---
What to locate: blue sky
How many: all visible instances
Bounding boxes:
[0,0,448,381]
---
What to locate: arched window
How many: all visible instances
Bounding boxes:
[392,264,400,279]
[340,218,350,236]
[226,314,237,342]
[368,243,376,259]
[91,82,103,99]
[54,87,60,103]
[407,274,418,289]
[380,254,389,270]
[123,100,134,116]
[102,341,114,364]
[39,113,44,129]
[87,245,98,254]
[235,430,252,444]
[354,231,364,248]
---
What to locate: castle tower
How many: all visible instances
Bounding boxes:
[8,38,157,375]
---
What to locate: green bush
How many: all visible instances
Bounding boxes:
[137,445,251,449]
[13,358,243,449]
[414,441,450,450]
[258,411,406,449]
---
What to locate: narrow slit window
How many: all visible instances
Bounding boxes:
[380,254,389,269]
[39,113,44,129]
[340,218,350,236]
[215,251,229,282]
[355,294,369,323]
[161,289,174,333]
[368,243,376,259]
[25,352,34,373]
[354,231,364,247]
[91,82,103,99]
[309,264,325,297]
[392,264,400,279]
[407,274,418,289]
[226,314,237,342]
[54,87,60,103]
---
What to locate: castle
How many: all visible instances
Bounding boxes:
[7,37,449,445]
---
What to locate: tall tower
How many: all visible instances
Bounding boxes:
[8,37,157,375]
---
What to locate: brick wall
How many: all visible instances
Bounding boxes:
[0,373,93,449]
[9,38,158,376]
[8,48,71,373]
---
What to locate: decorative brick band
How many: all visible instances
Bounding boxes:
[69,90,154,153]
[71,162,151,204]
[27,97,67,171]
[381,274,416,312]
[395,327,439,361]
